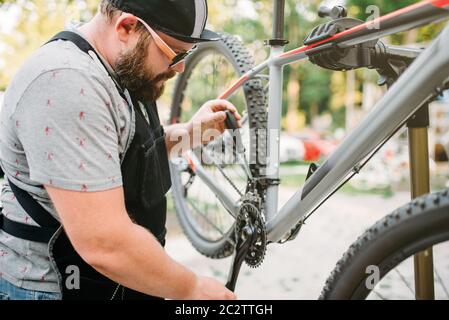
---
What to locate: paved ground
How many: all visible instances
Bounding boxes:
[164,188,444,299]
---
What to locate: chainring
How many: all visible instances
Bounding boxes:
[235,199,267,268]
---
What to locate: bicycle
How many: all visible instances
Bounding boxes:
[168,0,449,299]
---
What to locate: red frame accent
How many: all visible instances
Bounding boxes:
[217,0,449,99]
[218,76,250,100]
[281,0,447,59]
[432,0,449,8]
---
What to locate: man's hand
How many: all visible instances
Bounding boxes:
[184,276,237,300]
[188,99,242,149]
[164,99,242,158]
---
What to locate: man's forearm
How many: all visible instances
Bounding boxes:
[88,222,197,300]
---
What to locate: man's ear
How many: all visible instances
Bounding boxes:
[115,13,140,44]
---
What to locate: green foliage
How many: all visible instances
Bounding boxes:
[347,0,417,19]
[348,0,445,44]
[298,63,332,122]
[1,0,447,129]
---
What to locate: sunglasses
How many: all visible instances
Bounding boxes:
[135,17,196,67]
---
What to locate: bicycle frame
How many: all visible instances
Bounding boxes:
[183,0,449,243]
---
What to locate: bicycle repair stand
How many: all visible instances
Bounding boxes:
[408,104,435,300]
[299,4,437,299]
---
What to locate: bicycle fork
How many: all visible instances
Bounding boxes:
[407,103,435,300]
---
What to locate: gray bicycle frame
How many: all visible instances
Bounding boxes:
[178,3,449,243]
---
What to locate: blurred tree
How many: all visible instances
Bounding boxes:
[0,0,98,90]
[348,0,416,18]
[284,0,332,130]
[1,0,447,131]
[207,0,329,130]
[348,0,446,44]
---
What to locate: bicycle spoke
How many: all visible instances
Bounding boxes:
[217,165,244,197]
[212,53,219,94]
[435,267,449,299]
[372,289,387,300]
[228,163,247,184]
[187,164,234,237]
[187,197,225,236]
[394,267,415,297]
[203,147,244,197]
[212,167,231,232]
[199,201,206,233]
[205,129,251,185]
[222,162,248,193]
[214,195,223,232]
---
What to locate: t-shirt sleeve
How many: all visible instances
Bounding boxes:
[14,69,123,192]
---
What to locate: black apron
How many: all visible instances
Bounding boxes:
[0,32,172,300]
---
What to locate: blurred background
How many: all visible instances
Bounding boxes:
[1,0,449,299]
[1,0,448,195]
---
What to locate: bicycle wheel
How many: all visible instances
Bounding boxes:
[169,33,267,258]
[320,189,449,299]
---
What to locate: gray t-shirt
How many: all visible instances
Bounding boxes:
[0,33,135,293]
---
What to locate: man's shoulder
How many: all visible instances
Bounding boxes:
[24,39,101,79]
[37,39,95,69]
[5,40,116,107]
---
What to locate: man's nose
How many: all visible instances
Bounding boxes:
[171,61,185,73]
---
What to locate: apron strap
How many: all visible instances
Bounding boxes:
[8,180,59,227]
[0,31,108,243]
[46,31,127,100]
[46,31,96,56]
[0,215,57,243]
[0,179,59,242]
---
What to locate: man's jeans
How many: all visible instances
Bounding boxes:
[0,277,61,300]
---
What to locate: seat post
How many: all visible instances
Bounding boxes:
[273,0,286,40]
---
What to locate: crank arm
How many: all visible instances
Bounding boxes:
[225,225,256,292]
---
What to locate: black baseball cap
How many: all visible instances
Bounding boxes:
[108,0,219,43]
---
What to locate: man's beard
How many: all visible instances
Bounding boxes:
[115,35,176,102]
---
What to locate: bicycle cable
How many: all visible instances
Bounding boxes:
[280,120,407,244]
[303,123,405,224]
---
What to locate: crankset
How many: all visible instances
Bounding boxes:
[226,193,267,292]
